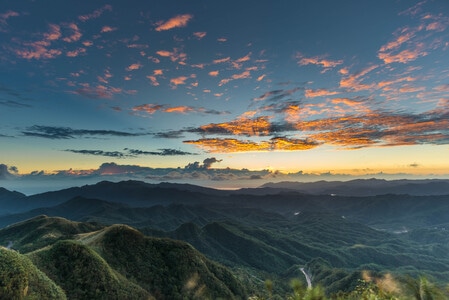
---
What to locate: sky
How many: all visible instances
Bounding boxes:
[1,0,449,193]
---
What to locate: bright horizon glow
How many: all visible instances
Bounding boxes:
[1,0,449,192]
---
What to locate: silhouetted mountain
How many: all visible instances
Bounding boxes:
[260,178,449,196]
[0,187,27,214]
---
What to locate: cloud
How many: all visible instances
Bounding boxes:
[0,100,31,108]
[196,116,272,137]
[126,63,142,71]
[0,164,18,179]
[170,76,189,86]
[0,10,20,32]
[65,148,196,158]
[101,26,117,33]
[156,48,187,64]
[66,47,86,57]
[72,84,122,99]
[193,32,206,39]
[22,125,144,139]
[304,88,339,98]
[132,104,230,116]
[339,65,378,91]
[155,14,193,31]
[296,53,343,71]
[208,70,219,77]
[185,157,222,170]
[184,137,319,153]
[65,149,127,158]
[62,23,82,43]
[126,148,197,156]
[78,5,112,22]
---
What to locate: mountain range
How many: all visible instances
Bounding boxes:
[1,179,449,298]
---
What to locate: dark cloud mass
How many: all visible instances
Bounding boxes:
[64,148,197,158]
[22,125,144,139]
[64,149,127,158]
[0,164,17,179]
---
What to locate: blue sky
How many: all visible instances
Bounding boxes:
[1,0,449,193]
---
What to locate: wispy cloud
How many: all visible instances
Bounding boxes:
[65,149,127,158]
[0,10,20,32]
[65,148,196,158]
[155,14,193,31]
[78,5,112,22]
[101,26,117,33]
[193,32,206,39]
[22,125,144,139]
[296,53,343,72]
[132,104,229,115]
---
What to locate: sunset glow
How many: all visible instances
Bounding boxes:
[1,0,449,193]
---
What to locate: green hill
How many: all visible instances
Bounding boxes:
[0,247,66,299]
[0,215,247,299]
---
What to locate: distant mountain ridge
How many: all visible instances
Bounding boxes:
[259,178,449,196]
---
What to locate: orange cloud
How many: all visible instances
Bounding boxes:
[126,63,142,71]
[198,116,271,136]
[153,69,163,75]
[156,49,187,64]
[378,47,427,64]
[257,74,266,81]
[155,14,193,31]
[164,106,195,114]
[304,88,338,98]
[339,65,377,91]
[146,75,159,86]
[184,137,318,153]
[208,70,219,77]
[170,76,189,85]
[296,53,343,70]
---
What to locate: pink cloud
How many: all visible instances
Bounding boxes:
[146,75,159,86]
[208,70,219,77]
[101,26,117,33]
[78,5,112,22]
[156,49,187,64]
[193,32,206,39]
[155,14,193,31]
[66,47,86,57]
[126,63,142,71]
[62,23,82,43]
[44,24,61,41]
[213,57,230,64]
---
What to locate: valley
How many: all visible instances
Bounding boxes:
[1,179,449,299]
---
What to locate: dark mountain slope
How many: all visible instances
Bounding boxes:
[0,215,247,299]
[29,240,152,300]
[260,178,449,196]
[0,247,66,299]
[0,215,103,252]
[0,187,26,214]
[82,224,247,299]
